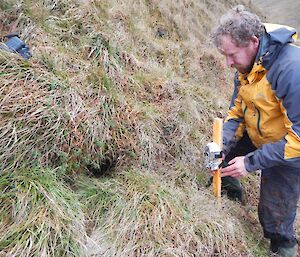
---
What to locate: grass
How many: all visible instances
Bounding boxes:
[0,167,87,256]
[0,0,286,256]
[79,169,257,257]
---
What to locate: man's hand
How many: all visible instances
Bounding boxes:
[221,156,248,178]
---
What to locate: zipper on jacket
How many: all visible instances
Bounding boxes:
[254,106,263,136]
[244,102,263,137]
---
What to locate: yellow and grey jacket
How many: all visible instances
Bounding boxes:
[223,24,300,172]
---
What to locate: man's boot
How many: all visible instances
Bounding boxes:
[277,244,298,257]
[269,239,298,257]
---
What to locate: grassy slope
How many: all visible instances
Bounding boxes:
[252,0,300,33]
[0,0,293,256]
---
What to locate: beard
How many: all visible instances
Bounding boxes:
[236,60,255,74]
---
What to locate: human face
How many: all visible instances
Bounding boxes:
[218,35,259,74]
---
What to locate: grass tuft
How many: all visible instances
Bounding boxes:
[80,169,256,257]
[0,167,87,256]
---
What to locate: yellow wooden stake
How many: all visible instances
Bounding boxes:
[212,118,223,198]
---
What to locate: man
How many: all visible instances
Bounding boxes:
[212,5,300,257]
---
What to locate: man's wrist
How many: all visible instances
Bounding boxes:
[244,152,257,172]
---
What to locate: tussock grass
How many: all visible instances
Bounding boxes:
[81,169,253,257]
[0,0,237,173]
[0,167,87,256]
[0,51,121,173]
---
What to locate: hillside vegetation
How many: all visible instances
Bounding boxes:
[0,0,297,256]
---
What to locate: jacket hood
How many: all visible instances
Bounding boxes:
[257,23,297,69]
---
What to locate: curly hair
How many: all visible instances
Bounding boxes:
[212,5,265,47]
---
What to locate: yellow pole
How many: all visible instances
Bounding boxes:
[212,118,223,198]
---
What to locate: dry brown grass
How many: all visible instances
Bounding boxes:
[80,169,256,257]
[0,0,236,174]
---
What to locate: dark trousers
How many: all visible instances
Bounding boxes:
[221,133,256,203]
[259,166,300,249]
[228,133,300,249]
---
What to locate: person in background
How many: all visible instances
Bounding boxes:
[212,5,300,257]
